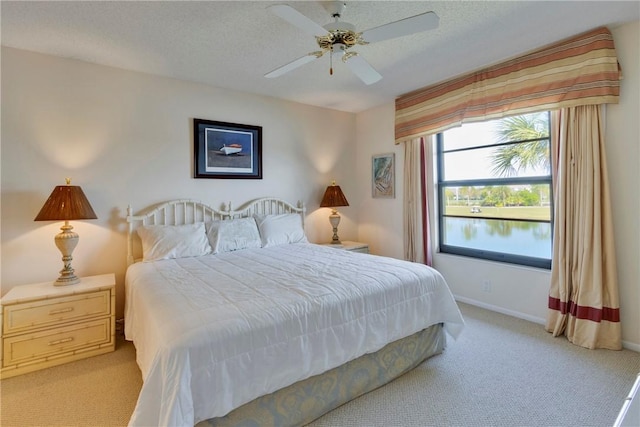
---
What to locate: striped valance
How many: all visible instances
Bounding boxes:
[395,27,620,144]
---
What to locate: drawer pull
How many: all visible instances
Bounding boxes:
[48,337,74,346]
[49,307,74,315]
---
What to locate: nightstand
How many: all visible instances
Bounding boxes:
[322,241,369,254]
[0,273,116,379]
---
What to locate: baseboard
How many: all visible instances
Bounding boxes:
[622,341,640,353]
[455,295,640,352]
[454,295,546,324]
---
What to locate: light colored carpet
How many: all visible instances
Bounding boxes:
[308,304,640,427]
[0,334,142,427]
[1,303,638,427]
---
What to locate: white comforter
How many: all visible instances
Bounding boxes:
[124,243,464,426]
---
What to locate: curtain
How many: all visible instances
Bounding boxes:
[546,105,621,350]
[403,136,432,265]
[395,27,620,144]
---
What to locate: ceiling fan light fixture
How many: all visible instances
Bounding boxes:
[266,1,439,85]
[331,43,347,57]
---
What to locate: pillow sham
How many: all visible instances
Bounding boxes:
[254,213,308,247]
[206,217,262,253]
[137,223,212,262]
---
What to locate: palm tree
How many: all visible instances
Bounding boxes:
[490,113,550,177]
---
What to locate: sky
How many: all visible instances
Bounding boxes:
[442,118,548,181]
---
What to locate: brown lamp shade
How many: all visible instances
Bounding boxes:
[320,182,349,208]
[34,185,98,221]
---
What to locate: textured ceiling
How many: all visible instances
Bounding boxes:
[2,1,638,113]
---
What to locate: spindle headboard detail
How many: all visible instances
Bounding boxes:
[228,197,306,224]
[126,197,306,265]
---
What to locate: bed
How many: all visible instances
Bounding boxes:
[124,197,464,427]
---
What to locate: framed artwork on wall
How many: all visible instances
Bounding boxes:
[193,118,262,179]
[372,153,395,198]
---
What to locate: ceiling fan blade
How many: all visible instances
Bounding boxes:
[265,53,322,78]
[343,54,382,85]
[268,4,328,37]
[361,11,439,44]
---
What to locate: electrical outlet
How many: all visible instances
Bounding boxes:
[482,280,492,292]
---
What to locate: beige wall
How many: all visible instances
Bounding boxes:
[355,102,404,257]
[355,21,640,350]
[0,47,358,317]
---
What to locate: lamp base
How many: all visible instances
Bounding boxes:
[54,274,80,286]
[329,210,342,245]
[53,222,80,286]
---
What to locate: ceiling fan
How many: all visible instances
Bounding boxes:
[264,1,439,85]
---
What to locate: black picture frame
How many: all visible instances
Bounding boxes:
[193,118,262,179]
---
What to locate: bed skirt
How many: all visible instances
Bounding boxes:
[197,323,445,427]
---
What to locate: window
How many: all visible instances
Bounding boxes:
[436,112,553,269]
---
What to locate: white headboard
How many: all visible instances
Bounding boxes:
[126,197,306,265]
[228,197,306,223]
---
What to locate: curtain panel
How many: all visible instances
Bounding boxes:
[403,137,433,265]
[546,106,621,350]
[394,27,620,144]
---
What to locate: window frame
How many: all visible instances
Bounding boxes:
[436,114,554,270]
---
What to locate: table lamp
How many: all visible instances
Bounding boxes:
[320,180,349,244]
[34,178,98,286]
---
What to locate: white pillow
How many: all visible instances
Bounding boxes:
[205,218,262,253]
[254,213,308,247]
[137,223,212,262]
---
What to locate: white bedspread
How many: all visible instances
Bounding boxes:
[124,243,464,426]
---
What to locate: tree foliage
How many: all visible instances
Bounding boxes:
[490,113,551,177]
[446,185,545,207]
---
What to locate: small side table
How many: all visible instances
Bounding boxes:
[0,273,116,379]
[322,241,369,254]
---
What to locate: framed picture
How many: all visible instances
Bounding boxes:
[193,118,262,179]
[372,153,395,198]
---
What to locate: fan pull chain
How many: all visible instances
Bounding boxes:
[330,48,334,76]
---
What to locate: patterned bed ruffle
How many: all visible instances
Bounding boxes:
[198,323,445,427]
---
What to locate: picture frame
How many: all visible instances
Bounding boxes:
[193,118,262,179]
[372,153,395,198]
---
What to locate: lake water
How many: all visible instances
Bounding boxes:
[443,217,552,259]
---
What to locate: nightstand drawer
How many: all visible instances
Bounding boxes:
[3,290,111,335]
[3,317,112,367]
